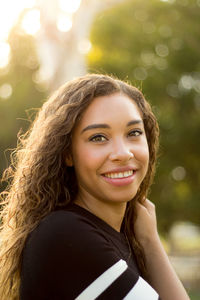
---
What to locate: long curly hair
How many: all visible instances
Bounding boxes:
[0,74,159,300]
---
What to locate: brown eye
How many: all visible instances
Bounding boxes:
[128,129,143,137]
[89,135,107,142]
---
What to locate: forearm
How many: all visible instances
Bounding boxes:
[143,235,190,300]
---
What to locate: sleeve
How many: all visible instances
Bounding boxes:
[20,211,160,300]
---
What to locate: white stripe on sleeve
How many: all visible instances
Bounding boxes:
[75,259,128,300]
[123,276,159,300]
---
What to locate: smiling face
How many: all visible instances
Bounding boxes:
[67,93,149,210]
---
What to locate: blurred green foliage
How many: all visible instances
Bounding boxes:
[189,290,200,300]
[0,24,46,188]
[87,0,200,233]
[0,0,200,235]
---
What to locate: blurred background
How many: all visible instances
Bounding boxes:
[0,0,200,298]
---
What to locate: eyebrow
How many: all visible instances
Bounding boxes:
[81,119,143,134]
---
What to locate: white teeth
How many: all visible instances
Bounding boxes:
[104,170,133,179]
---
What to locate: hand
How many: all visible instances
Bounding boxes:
[134,199,159,247]
[134,199,190,300]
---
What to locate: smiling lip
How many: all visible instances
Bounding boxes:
[101,167,137,187]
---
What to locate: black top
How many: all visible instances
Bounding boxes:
[20,204,161,300]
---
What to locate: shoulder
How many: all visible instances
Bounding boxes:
[22,209,118,283]
[25,209,108,254]
[35,209,91,233]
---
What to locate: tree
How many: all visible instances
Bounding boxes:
[87,0,200,233]
[0,0,124,187]
[0,20,46,188]
[35,0,125,91]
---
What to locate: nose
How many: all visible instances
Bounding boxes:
[109,139,134,162]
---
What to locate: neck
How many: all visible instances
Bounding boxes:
[74,195,126,232]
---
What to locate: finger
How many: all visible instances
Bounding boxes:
[141,199,156,214]
[135,201,149,215]
[143,198,155,208]
[135,201,146,210]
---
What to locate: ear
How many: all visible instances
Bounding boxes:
[65,155,73,167]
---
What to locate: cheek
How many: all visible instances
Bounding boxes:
[74,143,107,170]
[135,142,149,166]
[141,148,149,167]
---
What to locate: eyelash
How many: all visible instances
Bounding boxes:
[128,129,143,137]
[89,130,143,143]
[89,134,107,142]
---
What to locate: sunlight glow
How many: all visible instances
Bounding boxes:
[0,42,11,68]
[0,0,82,41]
[21,9,41,35]
[0,0,36,41]
[57,14,72,32]
[59,0,81,14]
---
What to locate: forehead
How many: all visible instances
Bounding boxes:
[78,93,142,127]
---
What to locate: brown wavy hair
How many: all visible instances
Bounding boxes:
[0,73,159,299]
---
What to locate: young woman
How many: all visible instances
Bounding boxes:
[0,74,189,300]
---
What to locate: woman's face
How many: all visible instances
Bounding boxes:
[67,93,149,207]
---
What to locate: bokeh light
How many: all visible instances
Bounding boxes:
[155,44,169,57]
[78,39,92,54]
[0,83,12,100]
[58,0,81,14]
[0,0,36,41]
[21,9,41,35]
[172,166,186,181]
[56,13,72,32]
[133,67,148,81]
[0,42,11,68]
